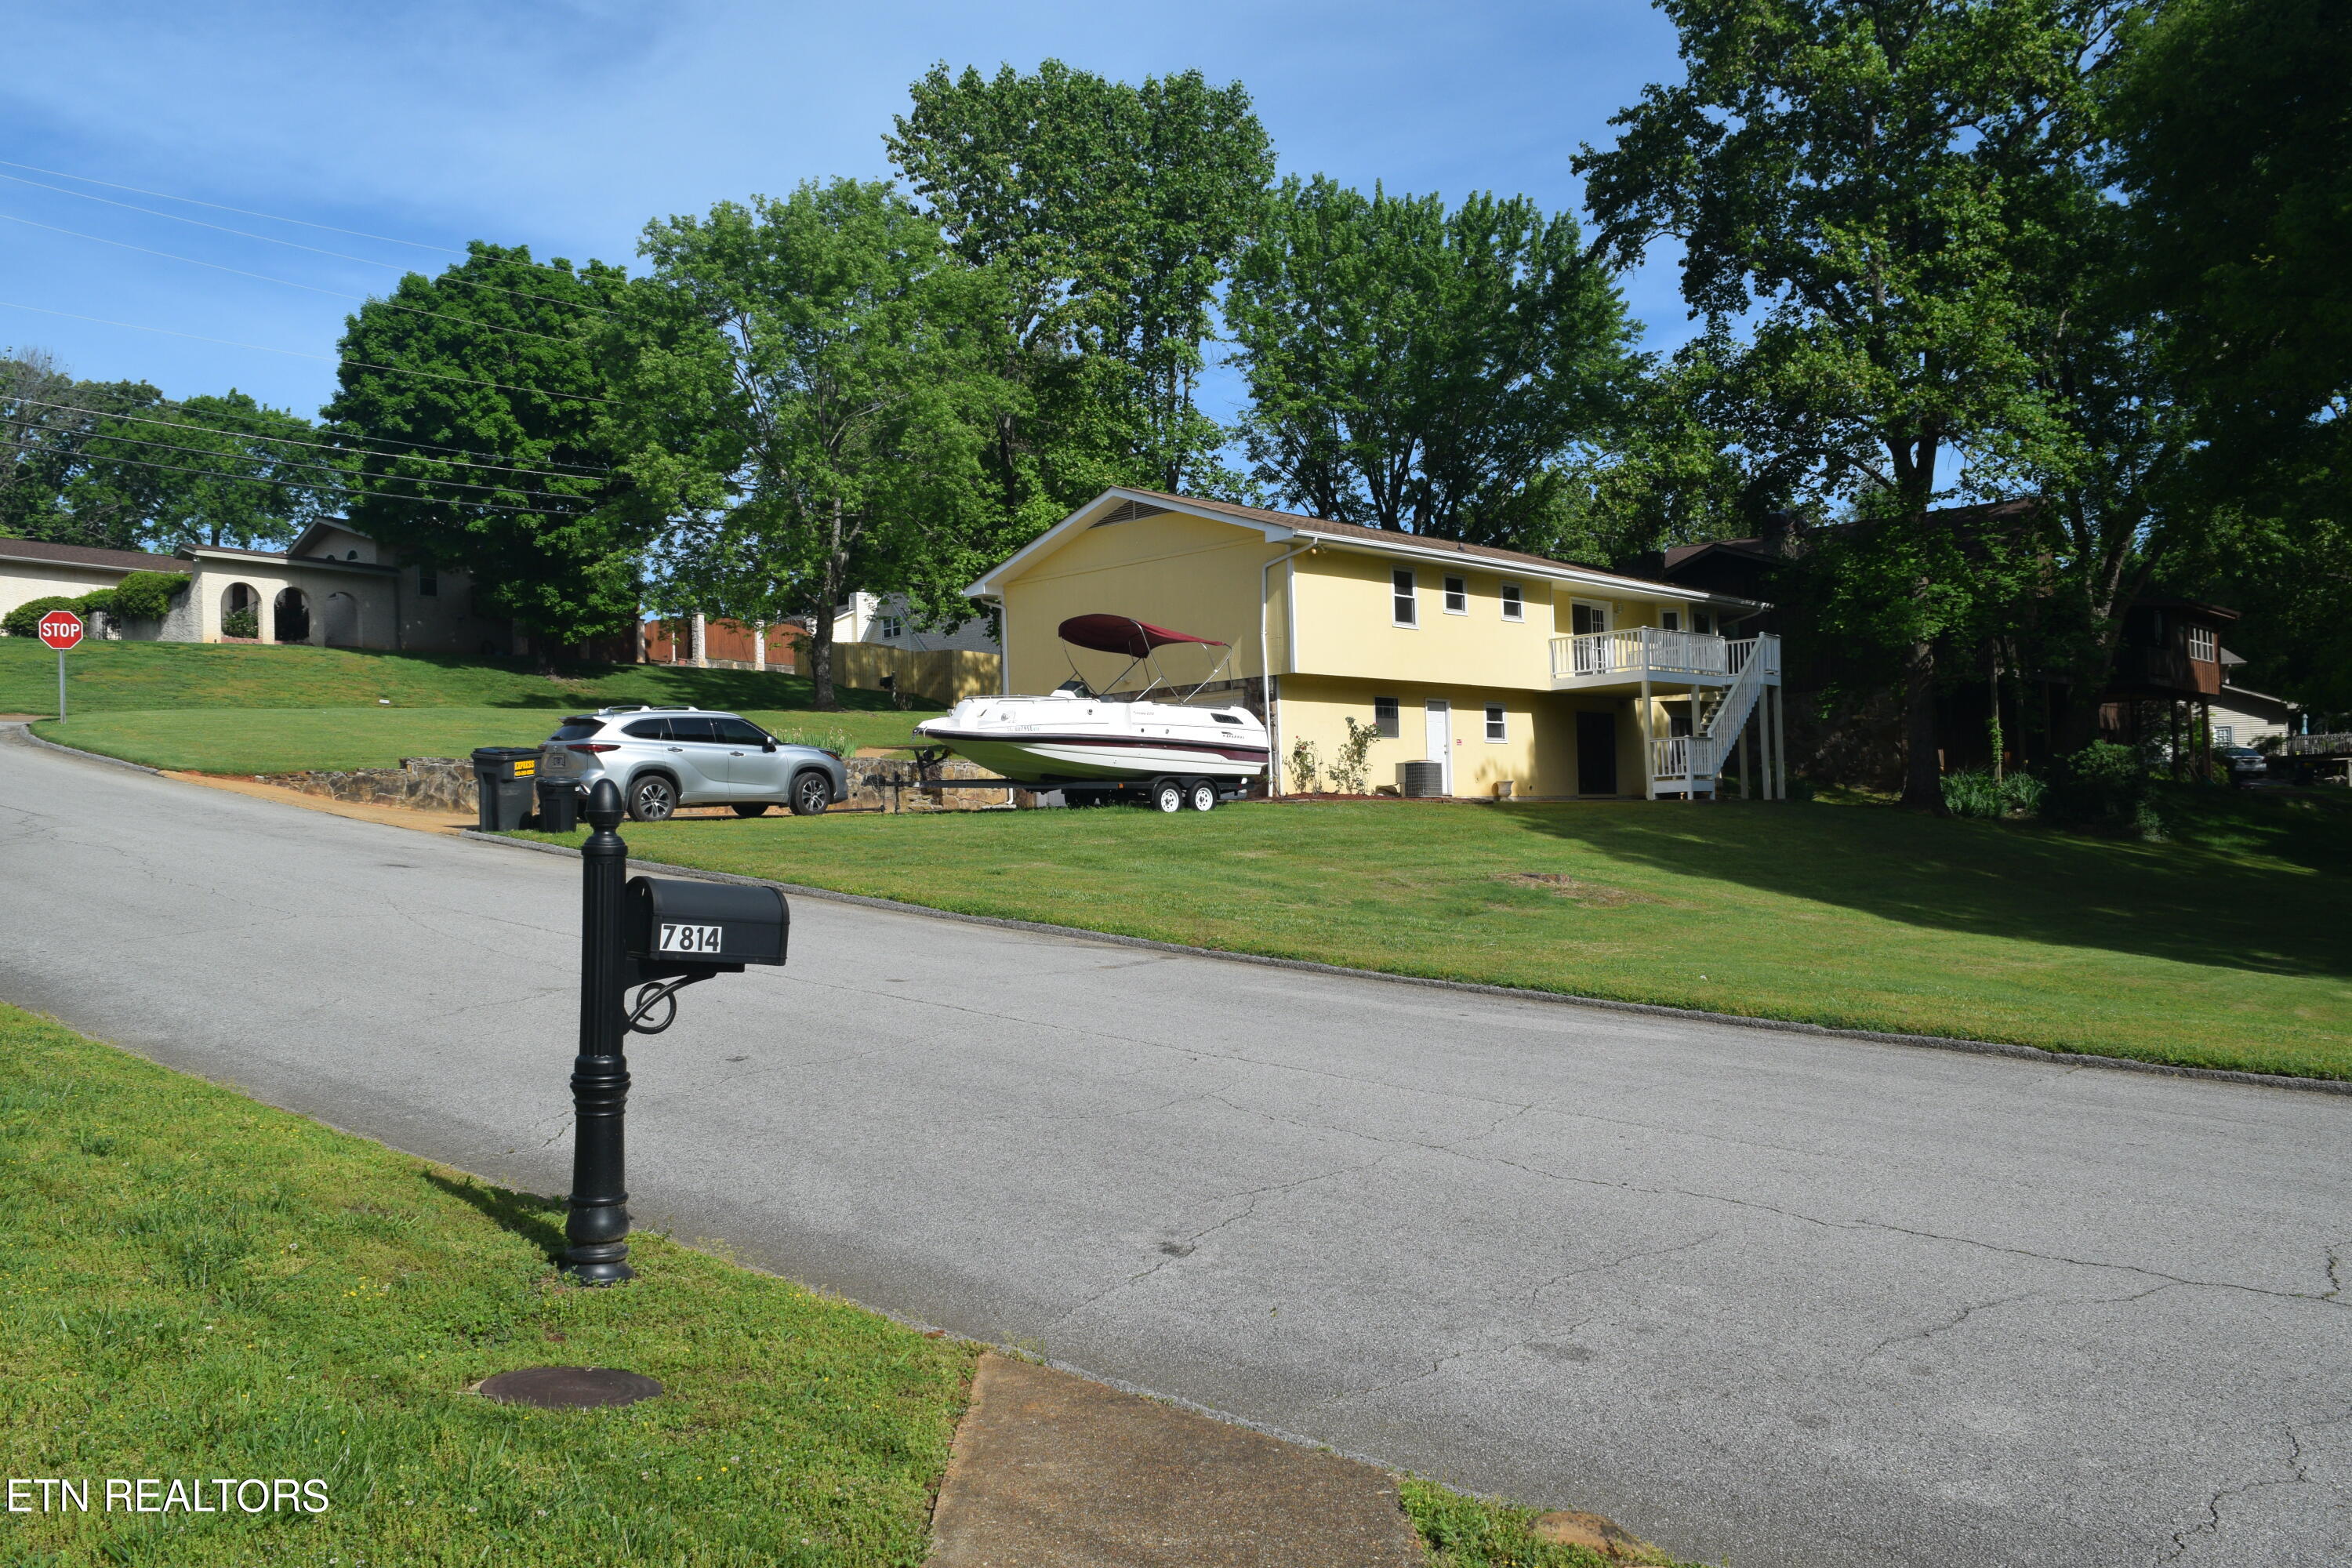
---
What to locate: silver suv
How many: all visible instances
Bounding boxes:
[538,706,849,822]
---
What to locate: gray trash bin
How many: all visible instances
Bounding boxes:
[472,746,542,831]
[535,777,579,833]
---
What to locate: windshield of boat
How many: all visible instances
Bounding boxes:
[1054,674,1094,698]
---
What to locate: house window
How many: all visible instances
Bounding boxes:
[1392,568,1417,626]
[2212,724,2234,746]
[1693,608,1713,634]
[2187,625,2216,662]
[1444,575,1468,615]
[1660,609,1682,633]
[1374,695,1400,739]
[1570,601,1608,636]
[1485,703,1507,742]
[1500,583,1523,621]
[416,566,437,598]
[877,615,904,640]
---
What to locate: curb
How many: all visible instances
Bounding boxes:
[3,723,164,775]
[459,829,2352,1100]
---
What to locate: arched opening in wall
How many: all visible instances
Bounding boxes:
[220,582,260,640]
[323,591,360,648]
[274,587,310,644]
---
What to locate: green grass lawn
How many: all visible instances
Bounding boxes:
[4,638,942,770]
[517,788,2352,1080]
[0,1003,975,1566]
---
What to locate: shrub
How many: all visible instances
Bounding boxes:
[222,608,260,639]
[1329,717,1380,795]
[2,596,83,637]
[1940,768,2047,820]
[2045,742,2162,837]
[110,571,189,622]
[1286,736,1321,793]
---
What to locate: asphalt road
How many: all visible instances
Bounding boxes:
[3,731,2347,1567]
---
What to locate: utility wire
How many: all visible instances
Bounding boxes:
[0,413,597,500]
[5,394,610,480]
[0,171,614,316]
[24,446,592,518]
[0,157,464,255]
[0,212,581,345]
[0,301,621,405]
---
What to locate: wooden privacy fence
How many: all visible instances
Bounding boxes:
[834,644,1000,707]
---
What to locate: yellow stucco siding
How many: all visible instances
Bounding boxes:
[998,511,1283,695]
[1287,547,1563,692]
[1276,673,1636,798]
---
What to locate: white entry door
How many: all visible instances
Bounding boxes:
[1425,699,1452,795]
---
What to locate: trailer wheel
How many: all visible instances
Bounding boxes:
[1189,780,1218,812]
[1152,780,1185,814]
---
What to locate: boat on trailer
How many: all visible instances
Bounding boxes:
[913,615,1268,810]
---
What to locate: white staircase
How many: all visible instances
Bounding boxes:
[1647,635,1780,797]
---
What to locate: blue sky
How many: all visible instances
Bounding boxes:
[0,0,1694,425]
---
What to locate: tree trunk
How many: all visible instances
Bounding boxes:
[1900,637,1944,811]
[809,615,835,710]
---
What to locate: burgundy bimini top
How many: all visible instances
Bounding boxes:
[1057,615,1229,659]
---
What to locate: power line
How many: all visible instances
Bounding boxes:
[0,212,580,345]
[4,394,608,479]
[0,157,464,256]
[0,170,615,317]
[0,412,599,500]
[0,300,621,405]
[20,445,593,518]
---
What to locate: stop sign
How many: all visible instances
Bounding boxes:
[38,609,85,651]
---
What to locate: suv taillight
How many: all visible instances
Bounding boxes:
[567,742,619,753]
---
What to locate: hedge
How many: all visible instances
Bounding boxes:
[2,573,189,637]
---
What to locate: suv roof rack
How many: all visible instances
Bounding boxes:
[597,704,656,714]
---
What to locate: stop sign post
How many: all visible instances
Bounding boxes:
[39,610,83,721]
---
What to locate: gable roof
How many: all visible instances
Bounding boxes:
[968,488,1767,608]
[0,535,184,573]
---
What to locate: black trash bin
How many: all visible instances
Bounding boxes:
[472,746,543,832]
[535,776,580,833]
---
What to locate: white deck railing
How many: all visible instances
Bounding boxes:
[1650,734,1722,781]
[2283,733,2352,757]
[1551,626,1770,683]
[1552,626,1728,680]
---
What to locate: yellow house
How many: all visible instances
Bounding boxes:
[966,488,1789,800]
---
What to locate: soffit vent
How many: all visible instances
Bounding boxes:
[1092,499,1172,527]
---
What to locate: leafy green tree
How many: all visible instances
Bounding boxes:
[1225,176,1633,546]
[886,60,1275,514]
[2111,0,2352,712]
[323,244,641,657]
[604,181,1008,708]
[0,348,162,548]
[1576,0,2125,808]
[69,391,339,551]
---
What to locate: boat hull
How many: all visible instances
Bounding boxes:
[916,728,1268,784]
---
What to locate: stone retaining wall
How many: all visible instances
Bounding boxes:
[260,753,1033,815]
[270,756,478,811]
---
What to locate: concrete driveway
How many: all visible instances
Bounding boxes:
[2,732,2346,1567]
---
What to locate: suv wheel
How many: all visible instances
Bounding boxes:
[628,774,677,822]
[789,771,831,816]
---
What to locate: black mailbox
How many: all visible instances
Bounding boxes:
[625,877,789,978]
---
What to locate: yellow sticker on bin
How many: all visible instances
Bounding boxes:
[515,759,535,777]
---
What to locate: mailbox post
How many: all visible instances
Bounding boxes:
[562,778,789,1286]
[564,779,636,1283]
